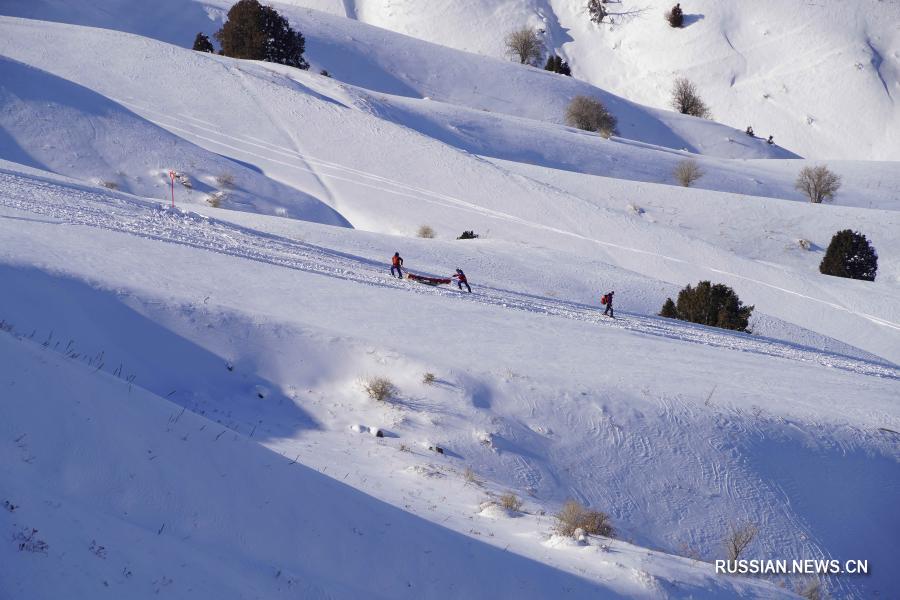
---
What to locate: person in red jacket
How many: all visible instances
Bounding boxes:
[453,268,471,293]
[601,290,615,317]
[390,252,404,278]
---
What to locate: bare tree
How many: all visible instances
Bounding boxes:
[504,27,544,66]
[587,0,609,23]
[671,77,711,119]
[674,159,703,187]
[565,95,618,138]
[725,522,757,561]
[795,165,841,203]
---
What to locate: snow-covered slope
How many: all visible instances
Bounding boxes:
[2,168,898,599]
[6,325,744,599]
[288,0,900,161]
[1,2,898,599]
[1,17,896,363]
[0,56,348,224]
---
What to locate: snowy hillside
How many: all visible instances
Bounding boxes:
[1,1,898,599]
[287,0,900,161]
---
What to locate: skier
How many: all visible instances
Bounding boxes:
[452,268,471,293]
[601,290,615,318]
[390,252,404,279]
[745,126,754,137]
[766,135,774,145]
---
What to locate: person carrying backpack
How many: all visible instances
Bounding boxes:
[601,290,615,318]
[452,268,471,293]
[390,252,404,278]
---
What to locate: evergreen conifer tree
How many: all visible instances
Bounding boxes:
[819,230,878,281]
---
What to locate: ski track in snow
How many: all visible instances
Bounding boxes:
[1,168,897,381]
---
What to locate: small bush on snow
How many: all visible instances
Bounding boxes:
[565,96,618,138]
[215,172,235,187]
[665,4,684,27]
[673,159,703,187]
[362,376,398,402]
[499,492,524,512]
[207,191,227,207]
[192,32,214,53]
[417,225,436,239]
[554,500,615,538]
[463,467,481,486]
[422,372,436,385]
[671,77,711,119]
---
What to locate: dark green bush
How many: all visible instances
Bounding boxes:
[192,32,214,53]
[544,55,571,76]
[667,281,754,332]
[659,297,678,318]
[819,230,877,281]
[215,0,308,69]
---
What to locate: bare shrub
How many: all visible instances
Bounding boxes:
[725,522,757,561]
[206,191,227,207]
[671,77,711,118]
[555,500,615,538]
[422,372,436,385]
[15,528,48,554]
[215,172,235,187]
[795,165,841,203]
[504,27,544,65]
[100,180,119,190]
[674,159,704,187]
[417,225,436,239]
[463,467,482,486]
[363,376,397,402]
[499,492,523,512]
[565,96,618,137]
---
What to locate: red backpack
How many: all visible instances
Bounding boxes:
[601,294,610,305]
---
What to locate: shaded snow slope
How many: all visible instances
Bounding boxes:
[3,329,731,600]
[0,56,349,225]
